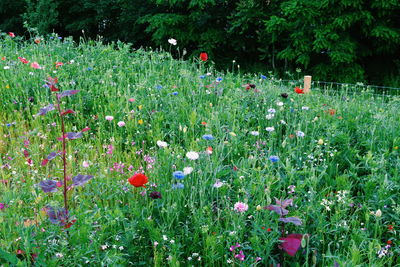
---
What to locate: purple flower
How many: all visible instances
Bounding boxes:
[0,203,5,210]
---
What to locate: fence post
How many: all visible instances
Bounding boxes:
[304,76,312,93]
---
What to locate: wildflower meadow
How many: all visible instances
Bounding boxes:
[1,32,400,266]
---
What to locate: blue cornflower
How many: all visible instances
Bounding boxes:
[260,74,267,80]
[156,85,163,90]
[6,123,11,127]
[216,77,223,82]
[172,183,185,189]
[172,92,178,95]
[200,75,206,79]
[269,156,280,163]
[87,67,93,71]
[173,171,185,180]
[202,134,214,140]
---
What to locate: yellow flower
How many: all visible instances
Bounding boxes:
[138,119,143,125]
[138,105,143,110]
[5,84,10,89]
[318,139,324,145]
[256,205,262,211]
[394,146,398,150]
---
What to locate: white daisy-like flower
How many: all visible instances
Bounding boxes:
[186,151,199,160]
[250,131,259,136]
[268,108,276,113]
[302,106,310,110]
[156,140,168,148]
[265,127,275,132]
[168,38,177,45]
[183,167,193,175]
[276,102,284,106]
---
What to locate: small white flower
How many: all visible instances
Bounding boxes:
[268,108,276,113]
[4,66,10,69]
[101,244,108,250]
[296,131,305,137]
[163,235,168,241]
[183,167,193,175]
[119,246,124,251]
[154,241,159,247]
[156,140,168,148]
[168,38,177,45]
[265,127,275,132]
[302,106,310,110]
[266,114,274,120]
[213,180,224,188]
[280,120,287,125]
[276,102,284,106]
[186,151,199,160]
[250,131,259,136]
[55,253,64,258]
[170,240,175,244]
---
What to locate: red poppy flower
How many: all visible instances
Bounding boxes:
[55,62,63,68]
[128,173,148,188]
[294,87,304,94]
[34,39,41,44]
[1,57,6,61]
[8,32,15,37]
[200,52,208,62]
[388,225,394,231]
[387,240,393,245]
[18,57,29,64]
[328,109,336,116]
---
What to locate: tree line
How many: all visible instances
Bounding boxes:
[1,0,399,86]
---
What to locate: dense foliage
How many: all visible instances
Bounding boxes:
[1,0,399,85]
[1,33,400,266]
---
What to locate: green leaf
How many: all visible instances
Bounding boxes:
[0,248,19,265]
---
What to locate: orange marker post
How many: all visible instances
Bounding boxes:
[304,76,312,93]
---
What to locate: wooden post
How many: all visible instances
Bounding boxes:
[304,76,312,93]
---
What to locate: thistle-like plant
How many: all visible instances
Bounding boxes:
[36,77,93,228]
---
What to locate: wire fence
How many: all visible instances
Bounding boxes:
[268,79,400,98]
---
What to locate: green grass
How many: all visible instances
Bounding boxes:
[0,33,400,266]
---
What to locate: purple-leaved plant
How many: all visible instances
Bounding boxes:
[36,77,93,227]
[264,197,304,260]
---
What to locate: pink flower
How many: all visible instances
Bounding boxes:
[105,116,114,121]
[117,121,125,127]
[234,202,248,213]
[30,62,41,69]
[128,98,135,102]
[0,203,5,210]
[8,32,15,37]
[234,250,245,261]
[82,161,90,168]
